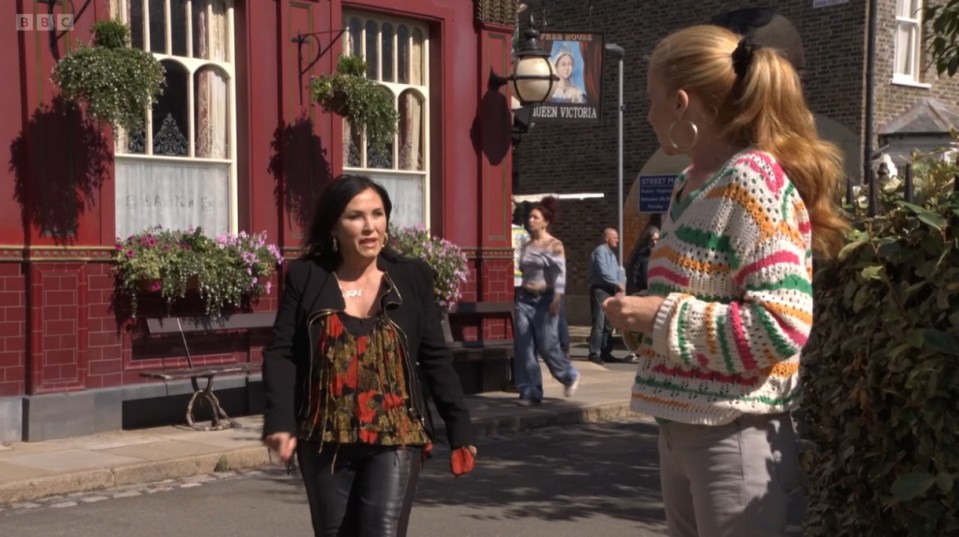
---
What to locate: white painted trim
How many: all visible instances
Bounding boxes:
[891,76,931,89]
[115,154,232,165]
[512,193,605,202]
[227,1,238,232]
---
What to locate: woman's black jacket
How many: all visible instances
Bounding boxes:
[261,254,474,450]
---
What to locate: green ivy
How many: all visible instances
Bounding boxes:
[799,146,959,536]
[52,19,165,131]
[311,55,398,151]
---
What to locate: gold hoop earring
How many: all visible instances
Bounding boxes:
[331,236,339,252]
[667,120,699,152]
[382,233,389,247]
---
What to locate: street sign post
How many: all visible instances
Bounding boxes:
[638,174,677,213]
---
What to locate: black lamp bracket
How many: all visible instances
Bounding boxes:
[291,28,347,78]
[290,28,347,104]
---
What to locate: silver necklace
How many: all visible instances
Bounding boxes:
[334,272,364,299]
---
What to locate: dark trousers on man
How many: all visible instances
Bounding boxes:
[588,285,615,362]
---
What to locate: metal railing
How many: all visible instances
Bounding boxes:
[848,158,959,217]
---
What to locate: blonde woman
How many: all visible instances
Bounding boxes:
[603,26,847,537]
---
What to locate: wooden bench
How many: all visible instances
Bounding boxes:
[442,301,514,394]
[139,312,274,431]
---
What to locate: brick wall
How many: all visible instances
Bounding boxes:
[0,264,25,397]
[0,259,283,396]
[874,0,959,134]
[515,1,867,301]
[451,253,511,342]
[31,263,87,393]
[85,263,124,390]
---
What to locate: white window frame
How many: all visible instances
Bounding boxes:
[342,11,431,229]
[112,0,239,233]
[894,0,930,87]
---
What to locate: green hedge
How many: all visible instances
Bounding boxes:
[799,154,959,536]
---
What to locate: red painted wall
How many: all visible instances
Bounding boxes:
[1,0,515,400]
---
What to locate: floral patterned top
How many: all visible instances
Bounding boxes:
[299,311,430,446]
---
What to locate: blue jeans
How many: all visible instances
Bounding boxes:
[558,299,570,353]
[588,286,615,358]
[513,289,579,401]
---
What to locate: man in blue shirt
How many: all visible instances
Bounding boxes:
[586,228,625,364]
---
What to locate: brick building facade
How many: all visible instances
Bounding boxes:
[1,0,519,442]
[514,0,959,323]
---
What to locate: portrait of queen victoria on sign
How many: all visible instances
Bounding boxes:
[534,32,604,125]
[548,44,587,104]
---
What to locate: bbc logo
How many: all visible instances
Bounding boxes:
[17,14,75,31]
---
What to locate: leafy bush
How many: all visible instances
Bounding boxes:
[388,225,469,311]
[311,55,398,151]
[799,148,959,536]
[52,20,164,131]
[114,227,283,317]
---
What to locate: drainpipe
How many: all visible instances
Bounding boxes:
[865,0,878,216]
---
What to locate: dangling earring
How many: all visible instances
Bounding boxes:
[667,119,699,152]
[382,233,389,247]
[331,236,339,252]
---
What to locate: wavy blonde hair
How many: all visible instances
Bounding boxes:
[649,25,849,258]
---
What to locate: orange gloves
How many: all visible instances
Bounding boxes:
[450,445,477,476]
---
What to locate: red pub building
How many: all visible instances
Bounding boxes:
[1,0,519,442]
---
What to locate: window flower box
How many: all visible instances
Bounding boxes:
[114,226,283,318]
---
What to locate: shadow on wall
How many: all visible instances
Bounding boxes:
[9,96,111,244]
[471,86,512,166]
[268,114,333,233]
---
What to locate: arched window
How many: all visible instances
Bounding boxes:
[343,12,430,228]
[111,0,237,238]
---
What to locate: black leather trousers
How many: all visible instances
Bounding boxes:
[297,443,423,537]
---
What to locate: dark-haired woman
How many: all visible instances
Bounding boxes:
[512,196,580,406]
[262,175,476,537]
[625,226,660,296]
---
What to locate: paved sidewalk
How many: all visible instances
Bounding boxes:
[0,349,638,505]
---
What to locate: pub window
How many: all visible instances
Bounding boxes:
[111,0,238,238]
[343,12,430,228]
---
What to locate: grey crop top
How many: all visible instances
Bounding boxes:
[519,244,566,295]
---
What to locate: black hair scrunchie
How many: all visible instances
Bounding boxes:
[732,37,761,79]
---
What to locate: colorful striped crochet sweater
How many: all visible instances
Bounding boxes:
[630,149,813,425]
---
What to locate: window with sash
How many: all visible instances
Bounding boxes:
[343,12,430,229]
[894,0,924,85]
[111,0,238,238]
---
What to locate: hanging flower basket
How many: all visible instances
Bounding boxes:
[52,19,165,132]
[311,55,398,151]
[388,225,469,312]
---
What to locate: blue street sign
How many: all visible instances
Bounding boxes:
[638,174,677,213]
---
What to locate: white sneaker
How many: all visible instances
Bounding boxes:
[564,375,580,397]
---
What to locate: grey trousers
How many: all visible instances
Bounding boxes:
[657,413,803,537]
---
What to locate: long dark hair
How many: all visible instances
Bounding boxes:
[637,226,660,253]
[303,174,393,269]
[533,196,560,226]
